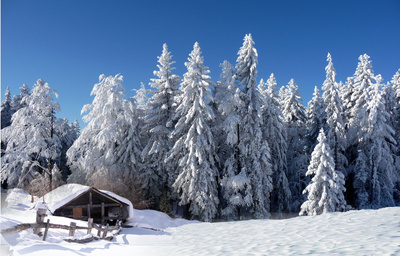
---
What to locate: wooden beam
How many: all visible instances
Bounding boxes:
[43,219,50,241]
[87,204,91,219]
[61,203,121,209]
[89,191,93,218]
[101,202,105,225]
[69,222,77,237]
[87,218,93,235]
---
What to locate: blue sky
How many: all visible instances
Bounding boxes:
[2,0,400,127]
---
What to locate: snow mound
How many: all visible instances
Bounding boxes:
[127,209,196,230]
[4,188,33,211]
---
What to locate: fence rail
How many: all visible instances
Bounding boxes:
[1,208,121,242]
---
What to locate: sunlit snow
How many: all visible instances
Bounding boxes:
[1,188,399,255]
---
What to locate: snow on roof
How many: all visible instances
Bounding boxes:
[41,184,134,219]
[42,184,91,214]
[100,189,134,220]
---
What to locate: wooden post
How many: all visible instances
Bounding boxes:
[97,223,101,237]
[43,219,50,241]
[102,224,109,239]
[34,208,47,235]
[87,218,93,235]
[101,202,105,225]
[87,204,91,220]
[69,222,76,237]
[89,191,93,219]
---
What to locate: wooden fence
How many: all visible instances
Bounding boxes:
[1,208,121,242]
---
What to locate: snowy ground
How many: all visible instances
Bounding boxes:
[1,189,400,255]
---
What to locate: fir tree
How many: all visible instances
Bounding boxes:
[222,34,273,219]
[300,129,347,216]
[1,87,13,129]
[11,84,30,113]
[305,86,324,154]
[282,78,308,212]
[365,76,396,207]
[168,42,219,221]
[142,43,181,205]
[68,74,143,200]
[347,54,375,147]
[259,74,291,217]
[1,79,60,191]
[322,53,347,175]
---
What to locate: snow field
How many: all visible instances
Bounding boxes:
[2,204,400,255]
[167,208,400,255]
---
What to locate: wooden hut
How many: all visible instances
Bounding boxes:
[44,184,131,225]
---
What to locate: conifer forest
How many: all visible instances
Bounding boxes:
[2,34,400,222]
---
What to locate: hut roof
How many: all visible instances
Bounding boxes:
[42,184,134,219]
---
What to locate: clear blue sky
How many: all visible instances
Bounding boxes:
[2,0,400,127]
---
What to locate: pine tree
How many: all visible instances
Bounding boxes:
[322,53,347,176]
[353,151,369,208]
[168,42,219,221]
[392,69,400,151]
[141,44,181,205]
[347,54,375,147]
[51,163,64,190]
[391,69,400,203]
[341,77,355,130]
[55,118,78,179]
[1,79,60,191]
[11,84,30,113]
[300,129,347,216]
[222,34,273,219]
[365,76,396,207]
[67,74,143,201]
[305,86,324,154]
[213,60,236,215]
[214,60,235,158]
[282,78,308,212]
[259,74,291,217]
[1,87,14,129]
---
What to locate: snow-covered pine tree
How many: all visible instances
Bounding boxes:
[68,74,125,185]
[281,78,308,212]
[68,74,143,201]
[341,77,355,130]
[142,43,181,206]
[347,54,375,147]
[133,82,150,111]
[383,81,396,130]
[220,81,251,220]
[365,76,396,208]
[1,87,14,129]
[55,118,78,179]
[299,128,347,216]
[50,163,64,190]
[1,79,60,192]
[322,53,347,176]
[71,119,81,139]
[167,42,219,221]
[392,69,400,149]
[258,74,291,217]
[353,150,369,208]
[11,84,30,113]
[222,34,273,219]
[391,69,400,203]
[115,97,145,206]
[212,60,236,215]
[213,60,235,168]
[305,86,324,154]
